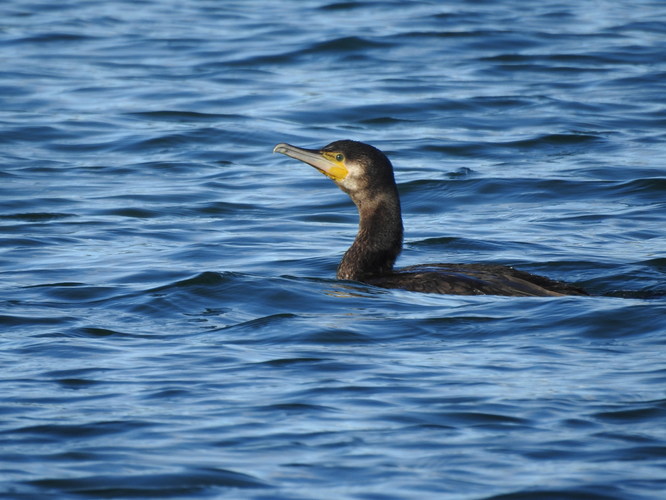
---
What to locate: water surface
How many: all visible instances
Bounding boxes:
[1,0,666,498]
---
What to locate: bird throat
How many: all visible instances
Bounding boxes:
[336,196,403,281]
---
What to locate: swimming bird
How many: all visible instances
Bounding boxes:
[273,140,587,297]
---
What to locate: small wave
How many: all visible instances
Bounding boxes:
[0,212,75,221]
[26,467,269,496]
[126,110,243,122]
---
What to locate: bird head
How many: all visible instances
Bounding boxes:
[273,140,397,200]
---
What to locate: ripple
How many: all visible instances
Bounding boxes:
[486,488,625,500]
[0,212,75,221]
[26,467,269,496]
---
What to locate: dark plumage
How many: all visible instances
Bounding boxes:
[273,140,587,297]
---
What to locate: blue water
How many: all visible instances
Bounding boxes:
[2,0,666,498]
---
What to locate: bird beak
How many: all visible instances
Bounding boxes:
[273,143,348,181]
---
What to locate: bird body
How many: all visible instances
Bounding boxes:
[273,140,587,297]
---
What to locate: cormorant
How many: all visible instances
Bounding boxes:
[273,140,587,297]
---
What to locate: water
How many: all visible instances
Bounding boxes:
[1,0,666,498]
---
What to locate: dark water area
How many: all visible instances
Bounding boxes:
[2,0,666,498]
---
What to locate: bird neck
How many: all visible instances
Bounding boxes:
[337,189,403,281]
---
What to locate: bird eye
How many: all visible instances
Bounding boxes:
[335,153,344,162]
